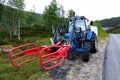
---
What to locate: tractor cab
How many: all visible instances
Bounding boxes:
[68,16,90,33]
[64,16,91,42]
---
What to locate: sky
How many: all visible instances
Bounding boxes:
[24,0,120,20]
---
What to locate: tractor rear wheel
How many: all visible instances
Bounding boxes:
[90,32,98,53]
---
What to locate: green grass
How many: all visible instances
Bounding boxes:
[0,36,52,80]
[97,31,108,40]
[93,21,109,40]
[0,52,50,80]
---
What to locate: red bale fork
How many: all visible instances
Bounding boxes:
[10,42,71,70]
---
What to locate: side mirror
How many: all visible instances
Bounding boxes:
[90,21,93,25]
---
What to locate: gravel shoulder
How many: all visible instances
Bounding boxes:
[47,38,108,80]
[66,38,108,80]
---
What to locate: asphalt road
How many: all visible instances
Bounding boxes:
[103,34,120,80]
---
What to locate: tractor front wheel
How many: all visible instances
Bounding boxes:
[82,53,90,62]
[82,41,91,62]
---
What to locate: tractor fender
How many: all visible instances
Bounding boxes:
[86,31,93,40]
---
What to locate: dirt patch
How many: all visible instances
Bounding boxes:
[0,45,13,53]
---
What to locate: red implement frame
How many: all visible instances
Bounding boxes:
[10,43,40,66]
[9,42,71,70]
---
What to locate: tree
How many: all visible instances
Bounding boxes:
[8,0,25,40]
[0,4,4,22]
[26,12,38,27]
[0,0,6,22]
[0,0,6,19]
[68,9,75,18]
[57,5,64,18]
[56,5,65,27]
[42,0,59,33]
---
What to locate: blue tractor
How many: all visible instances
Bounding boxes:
[53,14,98,62]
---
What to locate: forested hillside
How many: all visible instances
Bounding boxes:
[0,0,75,45]
[0,3,43,44]
[99,17,120,27]
[107,24,120,33]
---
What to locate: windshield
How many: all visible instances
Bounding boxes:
[75,19,86,32]
[68,19,86,32]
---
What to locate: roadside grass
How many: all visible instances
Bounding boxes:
[0,36,52,80]
[93,21,109,40]
[97,30,109,40]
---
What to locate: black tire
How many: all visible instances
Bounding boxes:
[82,41,91,62]
[90,32,98,53]
[68,50,75,60]
[82,53,90,62]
